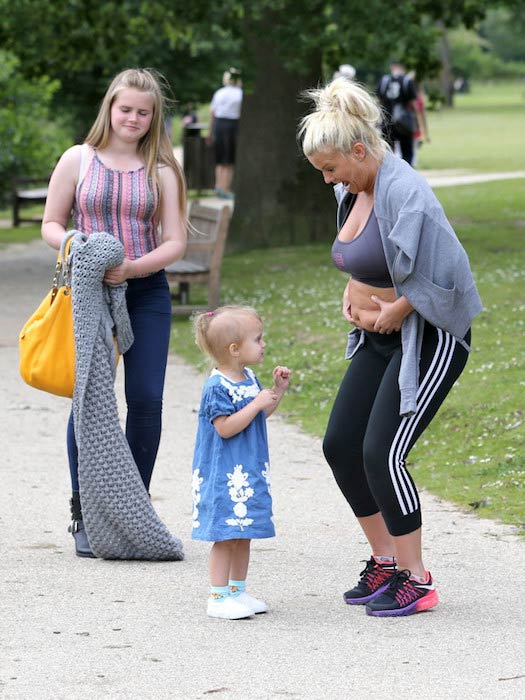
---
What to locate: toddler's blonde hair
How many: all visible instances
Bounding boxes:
[194,305,262,362]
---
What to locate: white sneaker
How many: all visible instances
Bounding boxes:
[207,596,254,620]
[234,591,268,614]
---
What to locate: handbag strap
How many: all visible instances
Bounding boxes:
[61,230,78,281]
[59,230,76,262]
[51,231,77,300]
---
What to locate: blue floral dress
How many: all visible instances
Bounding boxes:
[191,367,275,542]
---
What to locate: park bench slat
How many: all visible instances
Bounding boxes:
[166,201,232,315]
[12,177,49,227]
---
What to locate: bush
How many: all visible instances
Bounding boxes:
[448,27,525,81]
[0,51,71,207]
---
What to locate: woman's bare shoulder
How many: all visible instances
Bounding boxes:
[52,144,83,177]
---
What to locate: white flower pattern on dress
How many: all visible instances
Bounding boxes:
[261,461,271,495]
[219,373,260,404]
[191,469,204,529]
[225,464,254,530]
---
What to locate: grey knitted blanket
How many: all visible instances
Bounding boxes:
[69,230,184,560]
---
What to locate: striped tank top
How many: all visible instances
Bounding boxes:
[73,147,159,260]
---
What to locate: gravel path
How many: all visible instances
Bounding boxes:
[1,236,524,700]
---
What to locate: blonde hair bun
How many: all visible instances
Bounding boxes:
[299,78,387,159]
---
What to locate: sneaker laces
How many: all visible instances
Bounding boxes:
[358,557,393,588]
[383,569,422,606]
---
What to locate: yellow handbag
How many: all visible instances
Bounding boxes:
[19,235,75,397]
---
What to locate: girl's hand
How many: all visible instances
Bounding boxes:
[255,388,279,411]
[273,366,291,391]
[104,258,135,285]
[371,295,412,334]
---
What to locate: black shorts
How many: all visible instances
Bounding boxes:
[213,118,239,165]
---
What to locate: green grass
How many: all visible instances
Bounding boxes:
[418,80,525,172]
[0,224,42,246]
[3,81,524,530]
[171,178,525,533]
[409,181,524,529]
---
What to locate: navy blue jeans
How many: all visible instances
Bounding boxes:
[67,271,172,492]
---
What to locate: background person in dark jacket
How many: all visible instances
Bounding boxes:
[377,60,417,165]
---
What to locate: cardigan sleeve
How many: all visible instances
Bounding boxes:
[390,212,482,338]
[386,210,426,283]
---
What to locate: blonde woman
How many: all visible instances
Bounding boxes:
[42,68,187,557]
[299,78,482,616]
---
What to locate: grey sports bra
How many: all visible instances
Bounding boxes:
[331,208,393,288]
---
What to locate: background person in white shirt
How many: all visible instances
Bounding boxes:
[207,68,243,199]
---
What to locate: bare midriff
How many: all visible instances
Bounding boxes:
[347,279,397,331]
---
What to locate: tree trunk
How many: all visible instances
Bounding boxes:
[229,16,334,250]
[438,23,454,108]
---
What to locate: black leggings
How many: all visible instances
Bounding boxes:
[323,323,470,536]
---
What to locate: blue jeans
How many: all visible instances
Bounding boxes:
[67,271,172,492]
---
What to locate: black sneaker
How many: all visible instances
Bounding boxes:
[343,556,397,605]
[365,569,438,617]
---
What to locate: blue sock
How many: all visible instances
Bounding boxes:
[210,585,229,601]
[228,580,246,597]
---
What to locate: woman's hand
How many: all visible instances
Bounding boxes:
[371,295,414,334]
[342,281,357,324]
[104,258,135,285]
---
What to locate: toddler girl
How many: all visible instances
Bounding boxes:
[192,305,291,619]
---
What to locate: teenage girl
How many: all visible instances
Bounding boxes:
[192,306,291,619]
[42,68,187,557]
[299,78,482,616]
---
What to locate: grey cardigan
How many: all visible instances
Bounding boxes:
[334,152,483,416]
[70,230,184,560]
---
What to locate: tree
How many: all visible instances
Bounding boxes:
[480,6,525,63]
[0,51,70,205]
[1,0,507,246]
[231,2,334,247]
[0,0,240,139]
[229,0,521,246]
[228,0,479,247]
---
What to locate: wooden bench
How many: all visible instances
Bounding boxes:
[12,177,49,227]
[166,201,232,315]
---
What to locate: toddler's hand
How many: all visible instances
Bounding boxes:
[273,366,291,390]
[256,388,278,411]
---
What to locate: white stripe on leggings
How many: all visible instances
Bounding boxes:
[388,328,457,516]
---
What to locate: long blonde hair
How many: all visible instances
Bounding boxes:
[299,77,389,160]
[85,68,186,220]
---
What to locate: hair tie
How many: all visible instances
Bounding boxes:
[205,311,214,317]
